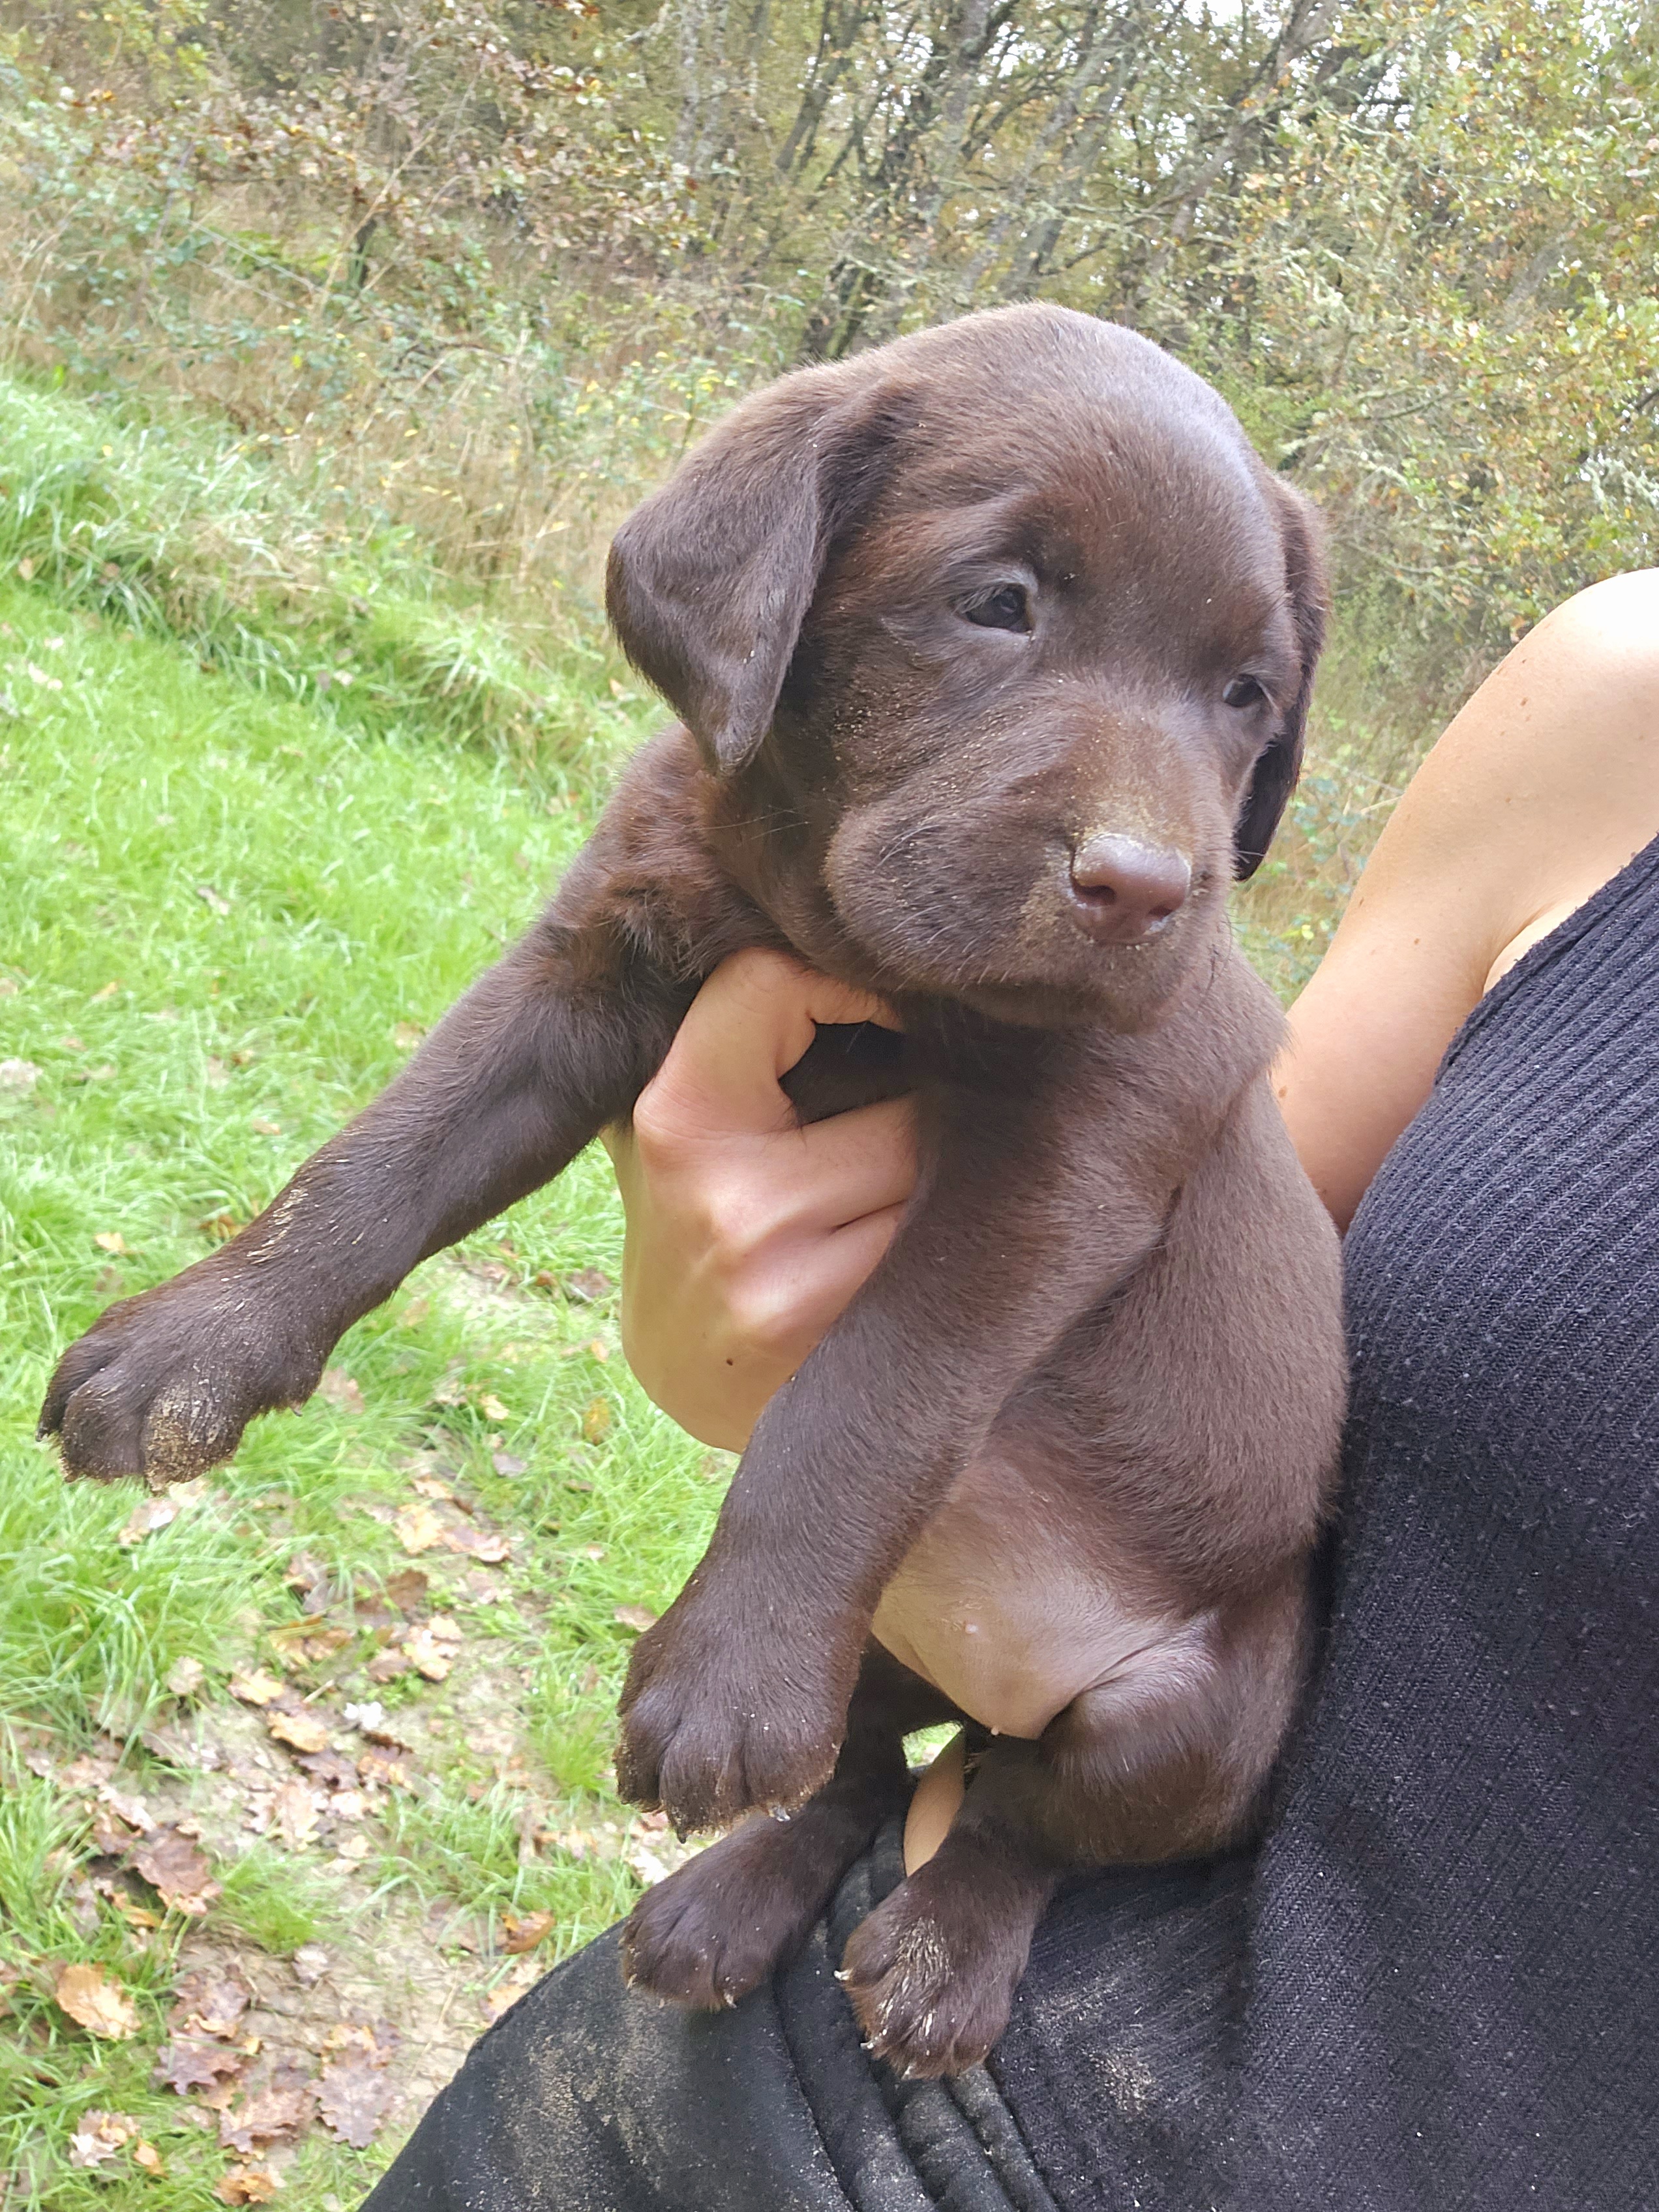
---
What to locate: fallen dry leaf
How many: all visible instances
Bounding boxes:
[563,1266,614,1302]
[401,1618,462,1682]
[382,1566,430,1614]
[57,1750,117,1789]
[132,1825,220,1914]
[55,1960,142,2040]
[89,979,121,1001]
[250,1116,282,1136]
[68,2108,140,2168]
[491,1448,528,1477]
[217,2167,280,2204]
[291,1945,331,1988]
[317,1367,365,1416]
[228,1667,287,1709]
[272,1778,324,1849]
[393,1499,446,1555]
[218,2078,314,2154]
[317,2051,395,2149]
[93,1230,130,1255]
[169,1968,251,2040]
[294,1746,359,1789]
[267,1620,351,1665]
[581,1397,612,1444]
[626,1837,674,1887]
[482,1961,542,2021]
[357,1748,415,1791]
[501,1909,555,1956]
[166,1655,207,1698]
[117,1494,184,1547]
[134,2138,165,2175]
[613,1604,658,1634]
[392,1021,424,1051]
[440,1519,511,1564]
[267,1709,332,1756]
[477,1391,511,1422]
[156,2037,245,2096]
[98,1784,157,1833]
[411,1473,454,1500]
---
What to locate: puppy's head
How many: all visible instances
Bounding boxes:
[607,305,1325,1028]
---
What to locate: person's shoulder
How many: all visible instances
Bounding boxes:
[1402,569,1659,848]
[1527,567,1659,665]
[1384,568,1659,981]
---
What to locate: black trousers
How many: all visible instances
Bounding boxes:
[361,1814,1098,2211]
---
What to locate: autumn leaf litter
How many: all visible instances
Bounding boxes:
[14,1264,706,2195]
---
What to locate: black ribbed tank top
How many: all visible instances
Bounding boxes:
[994,829,1659,2210]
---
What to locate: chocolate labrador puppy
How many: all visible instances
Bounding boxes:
[40,304,1345,2077]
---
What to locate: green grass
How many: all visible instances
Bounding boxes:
[0,560,729,2201]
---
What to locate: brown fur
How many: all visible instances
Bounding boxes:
[39,305,1345,2078]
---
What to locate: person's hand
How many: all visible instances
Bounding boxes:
[603,949,919,1451]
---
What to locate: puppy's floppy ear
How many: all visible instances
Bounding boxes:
[1233,477,1328,880]
[606,368,897,777]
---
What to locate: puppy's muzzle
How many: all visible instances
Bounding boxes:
[1066,833,1191,945]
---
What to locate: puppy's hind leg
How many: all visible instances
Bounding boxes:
[838,1739,1062,2079]
[621,1645,953,2011]
[841,1596,1303,2078]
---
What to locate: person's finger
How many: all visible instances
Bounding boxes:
[636,948,898,1142]
[705,1096,919,1246]
[729,1203,909,1353]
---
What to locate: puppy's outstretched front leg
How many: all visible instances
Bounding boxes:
[617,1051,1180,1831]
[40,918,680,1486]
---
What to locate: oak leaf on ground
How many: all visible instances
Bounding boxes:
[132,1825,220,1913]
[55,1960,141,2039]
[501,1909,555,1955]
[217,2167,280,2204]
[317,2051,395,2149]
[155,2038,246,2097]
[267,1709,332,1755]
[68,2108,140,2167]
[218,2078,314,2154]
[169,1967,251,2040]
[228,1668,287,1708]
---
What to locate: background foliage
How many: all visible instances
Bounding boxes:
[2,0,1654,669]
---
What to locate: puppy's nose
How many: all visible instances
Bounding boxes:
[1067,833,1191,944]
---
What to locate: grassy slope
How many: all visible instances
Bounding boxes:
[0,576,728,2203]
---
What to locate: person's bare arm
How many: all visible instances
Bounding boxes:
[1279,569,1659,1227]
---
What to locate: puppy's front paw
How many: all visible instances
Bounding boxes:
[616,1591,852,1832]
[38,1273,322,1486]
[839,1866,1034,2080]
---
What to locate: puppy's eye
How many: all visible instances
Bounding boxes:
[962,585,1031,633]
[1223,676,1267,709]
